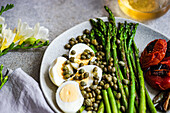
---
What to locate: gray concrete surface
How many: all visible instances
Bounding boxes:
[0,0,169,82]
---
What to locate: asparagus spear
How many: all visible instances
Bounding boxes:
[107,87,118,113]
[102,90,112,113]
[77,106,85,113]
[133,36,147,113]
[113,90,122,113]
[97,101,104,113]
[124,23,138,113]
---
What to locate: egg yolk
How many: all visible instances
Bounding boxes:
[75,53,94,65]
[59,84,78,102]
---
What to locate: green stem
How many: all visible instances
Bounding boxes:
[97,101,104,113]
[107,87,118,113]
[102,90,112,113]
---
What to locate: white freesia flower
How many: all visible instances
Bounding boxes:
[33,23,49,42]
[0,16,5,24]
[14,19,34,45]
[0,28,16,51]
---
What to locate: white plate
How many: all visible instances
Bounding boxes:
[40,17,169,113]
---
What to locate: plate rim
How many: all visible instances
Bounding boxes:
[40,17,169,112]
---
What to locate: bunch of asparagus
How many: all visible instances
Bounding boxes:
[80,6,157,113]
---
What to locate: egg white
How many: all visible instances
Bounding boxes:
[49,57,73,86]
[74,65,102,87]
[56,81,84,113]
[69,43,96,69]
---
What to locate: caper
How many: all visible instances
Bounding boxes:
[85,87,91,92]
[104,84,110,89]
[82,51,88,55]
[84,72,89,78]
[81,55,86,59]
[62,65,68,71]
[96,63,99,66]
[106,76,112,82]
[102,62,107,65]
[97,86,102,90]
[117,39,121,44]
[120,106,126,112]
[99,65,104,69]
[91,39,98,46]
[86,107,93,111]
[95,89,101,95]
[82,34,86,39]
[79,69,85,74]
[113,76,117,84]
[97,95,102,100]
[93,74,99,80]
[89,93,93,98]
[93,61,97,65]
[79,63,84,67]
[112,67,116,72]
[96,101,100,104]
[81,90,87,96]
[78,39,84,43]
[113,84,118,90]
[84,49,90,53]
[90,97,95,102]
[74,40,78,44]
[93,103,98,108]
[69,37,75,41]
[87,43,90,46]
[86,54,91,59]
[116,93,121,99]
[110,82,114,86]
[64,74,70,79]
[93,80,98,85]
[69,57,74,62]
[95,52,100,56]
[79,74,84,80]
[69,41,75,46]
[123,79,129,85]
[84,93,89,98]
[65,60,70,64]
[85,99,92,106]
[109,57,114,62]
[80,81,87,86]
[76,35,82,40]
[109,62,114,66]
[84,38,90,43]
[93,67,98,72]
[90,52,95,56]
[103,67,107,72]
[99,45,103,50]
[112,73,115,76]
[80,86,84,90]
[71,50,76,55]
[62,54,68,58]
[88,61,93,65]
[83,29,90,34]
[73,75,79,80]
[93,109,97,112]
[119,61,125,66]
[98,55,102,60]
[99,81,104,86]
[90,85,98,90]
[92,91,96,97]
[64,44,71,49]
[108,66,112,72]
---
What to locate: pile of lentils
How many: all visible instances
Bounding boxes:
[62,29,130,112]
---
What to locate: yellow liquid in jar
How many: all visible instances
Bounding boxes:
[118,0,169,20]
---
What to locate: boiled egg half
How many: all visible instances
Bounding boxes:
[56,81,84,113]
[73,65,102,87]
[69,43,96,69]
[49,57,73,86]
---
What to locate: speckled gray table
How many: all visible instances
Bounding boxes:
[0,0,169,82]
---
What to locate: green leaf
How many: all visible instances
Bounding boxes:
[0,4,14,16]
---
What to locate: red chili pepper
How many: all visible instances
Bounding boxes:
[140,39,167,69]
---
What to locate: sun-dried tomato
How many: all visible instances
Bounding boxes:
[140,39,167,69]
